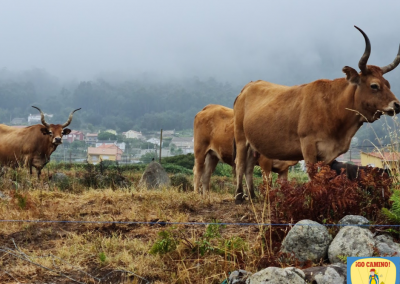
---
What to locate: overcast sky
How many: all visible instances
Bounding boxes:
[1,1,400,85]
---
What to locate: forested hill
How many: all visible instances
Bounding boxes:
[0,68,398,146]
[0,69,240,132]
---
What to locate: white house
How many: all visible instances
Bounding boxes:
[122,130,143,139]
[147,138,161,146]
[28,113,53,125]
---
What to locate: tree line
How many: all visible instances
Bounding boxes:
[0,68,398,146]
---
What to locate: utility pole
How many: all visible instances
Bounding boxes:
[159,129,163,163]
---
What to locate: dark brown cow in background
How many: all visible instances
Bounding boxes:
[330,160,390,180]
[0,106,81,178]
[233,26,400,202]
[193,104,297,195]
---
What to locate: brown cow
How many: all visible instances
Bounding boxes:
[0,106,80,178]
[233,26,400,203]
[193,104,297,195]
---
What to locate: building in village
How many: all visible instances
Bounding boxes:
[86,133,98,146]
[28,113,53,125]
[63,130,85,143]
[95,141,126,152]
[87,145,123,164]
[122,130,144,140]
[360,151,400,170]
[170,137,194,154]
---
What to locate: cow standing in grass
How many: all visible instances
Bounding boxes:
[0,106,81,178]
[193,104,297,196]
[233,26,400,203]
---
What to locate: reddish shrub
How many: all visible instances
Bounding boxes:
[264,162,392,224]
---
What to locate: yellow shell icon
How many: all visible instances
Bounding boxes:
[350,258,396,284]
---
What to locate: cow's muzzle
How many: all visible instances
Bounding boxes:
[54,137,62,144]
[394,102,400,114]
[383,101,400,116]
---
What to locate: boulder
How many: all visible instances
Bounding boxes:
[51,172,69,182]
[246,267,306,284]
[303,263,346,284]
[281,219,332,262]
[139,162,170,189]
[338,215,369,228]
[374,235,400,257]
[228,269,252,284]
[328,226,374,263]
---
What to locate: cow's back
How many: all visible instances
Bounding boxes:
[0,125,45,166]
[194,104,235,165]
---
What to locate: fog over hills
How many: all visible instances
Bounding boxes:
[0,1,399,142]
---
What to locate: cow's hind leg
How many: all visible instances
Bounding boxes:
[193,155,206,194]
[244,148,257,199]
[234,141,248,204]
[201,153,219,195]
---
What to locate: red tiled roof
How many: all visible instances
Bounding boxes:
[88,147,118,155]
[363,151,400,161]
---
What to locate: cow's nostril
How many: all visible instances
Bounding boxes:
[395,102,400,113]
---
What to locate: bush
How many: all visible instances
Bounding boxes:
[265,162,392,224]
[162,154,194,170]
[162,164,193,175]
[213,163,233,177]
[170,173,193,191]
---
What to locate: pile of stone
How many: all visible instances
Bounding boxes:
[227,215,400,284]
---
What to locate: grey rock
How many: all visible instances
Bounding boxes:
[374,235,400,257]
[51,172,69,182]
[328,226,374,263]
[246,267,306,284]
[281,219,332,262]
[139,162,170,189]
[228,270,252,284]
[303,263,346,284]
[338,215,369,228]
[0,191,10,200]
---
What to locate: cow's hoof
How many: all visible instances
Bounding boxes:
[235,198,244,205]
[235,193,246,204]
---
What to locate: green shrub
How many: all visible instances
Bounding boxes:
[382,190,400,223]
[213,163,233,177]
[162,164,193,175]
[170,173,193,191]
[149,230,178,255]
[162,154,194,170]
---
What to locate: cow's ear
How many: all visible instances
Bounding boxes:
[342,66,360,85]
[62,128,71,135]
[40,128,51,135]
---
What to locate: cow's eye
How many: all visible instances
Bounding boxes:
[48,131,53,136]
[371,84,379,90]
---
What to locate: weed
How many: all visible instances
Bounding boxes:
[99,252,107,264]
[149,230,178,255]
[15,192,27,210]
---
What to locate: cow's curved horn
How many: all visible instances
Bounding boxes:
[355,26,371,74]
[381,44,400,74]
[32,106,50,128]
[62,108,81,128]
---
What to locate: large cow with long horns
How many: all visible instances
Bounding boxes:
[0,106,81,178]
[233,26,400,203]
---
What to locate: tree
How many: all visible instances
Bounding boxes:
[98,131,117,140]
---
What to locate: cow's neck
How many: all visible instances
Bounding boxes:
[321,79,364,154]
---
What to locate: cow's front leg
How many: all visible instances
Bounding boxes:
[300,137,318,178]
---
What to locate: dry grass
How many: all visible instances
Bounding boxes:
[0,169,278,284]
